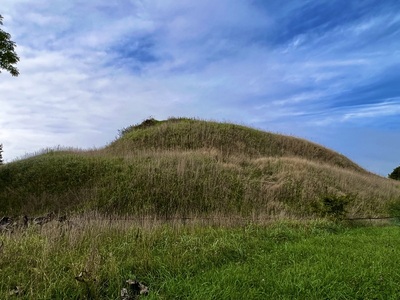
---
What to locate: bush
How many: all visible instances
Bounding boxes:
[389,166,400,180]
[0,143,3,165]
[319,193,356,221]
[387,198,400,223]
[118,118,160,137]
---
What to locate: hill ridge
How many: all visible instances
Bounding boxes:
[1,117,399,218]
[106,117,365,173]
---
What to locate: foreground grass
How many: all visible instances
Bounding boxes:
[1,219,400,299]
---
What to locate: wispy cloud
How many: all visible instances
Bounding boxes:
[342,100,400,121]
[1,0,400,175]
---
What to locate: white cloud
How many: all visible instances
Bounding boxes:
[342,100,400,121]
[1,0,400,176]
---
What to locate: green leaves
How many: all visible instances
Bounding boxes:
[388,166,400,180]
[0,14,19,77]
[0,143,3,165]
[320,193,356,220]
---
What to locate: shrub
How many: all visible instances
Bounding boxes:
[0,143,3,165]
[388,166,400,180]
[118,118,160,137]
[387,198,400,223]
[319,193,356,221]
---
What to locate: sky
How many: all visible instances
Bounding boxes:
[1,0,400,176]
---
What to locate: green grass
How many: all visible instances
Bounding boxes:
[2,220,400,299]
[1,118,400,218]
[2,117,400,299]
[108,118,364,172]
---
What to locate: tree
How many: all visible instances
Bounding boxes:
[0,14,19,76]
[0,144,3,165]
[388,166,400,180]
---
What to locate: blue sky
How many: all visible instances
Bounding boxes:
[1,0,399,176]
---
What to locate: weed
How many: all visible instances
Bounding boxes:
[319,193,356,221]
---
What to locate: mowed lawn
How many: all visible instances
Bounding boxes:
[1,220,400,299]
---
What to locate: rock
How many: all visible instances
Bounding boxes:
[9,286,24,296]
[120,279,149,299]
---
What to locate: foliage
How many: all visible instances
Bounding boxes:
[0,15,19,76]
[386,198,400,223]
[0,143,3,165]
[388,165,400,180]
[118,117,161,137]
[319,193,356,220]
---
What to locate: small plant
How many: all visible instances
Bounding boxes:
[387,198,400,223]
[320,193,355,221]
[118,117,160,137]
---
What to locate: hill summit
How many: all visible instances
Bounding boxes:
[1,117,399,219]
[108,117,364,172]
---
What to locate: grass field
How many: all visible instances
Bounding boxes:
[2,118,400,299]
[1,218,400,299]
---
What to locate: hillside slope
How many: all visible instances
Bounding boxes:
[1,118,399,218]
[106,118,365,172]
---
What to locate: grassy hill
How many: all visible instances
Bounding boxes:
[1,117,399,218]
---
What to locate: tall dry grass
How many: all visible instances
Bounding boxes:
[3,216,400,299]
[1,118,399,219]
